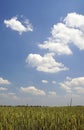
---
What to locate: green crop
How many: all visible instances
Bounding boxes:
[0,106,84,130]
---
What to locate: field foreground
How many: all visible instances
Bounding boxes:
[0,106,84,130]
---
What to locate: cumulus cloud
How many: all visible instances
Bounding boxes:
[26,12,84,73]
[48,91,56,96]
[0,87,8,91]
[59,77,84,94]
[20,86,46,96]
[0,93,18,100]
[38,12,84,55]
[26,53,68,73]
[0,77,11,85]
[52,81,56,84]
[4,16,33,34]
[64,12,84,32]
[41,80,48,84]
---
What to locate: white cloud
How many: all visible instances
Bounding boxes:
[20,86,46,96]
[41,80,48,84]
[64,12,84,32]
[74,87,84,94]
[26,53,68,73]
[52,81,56,84]
[0,93,18,100]
[66,76,72,81]
[26,12,84,74]
[38,12,84,55]
[38,24,72,55]
[41,80,57,84]
[4,16,33,34]
[0,87,8,91]
[48,91,56,96]
[0,77,11,85]
[59,77,84,94]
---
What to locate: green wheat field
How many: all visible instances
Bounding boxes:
[0,106,84,130]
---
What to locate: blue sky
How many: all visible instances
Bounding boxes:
[0,0,84,106]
